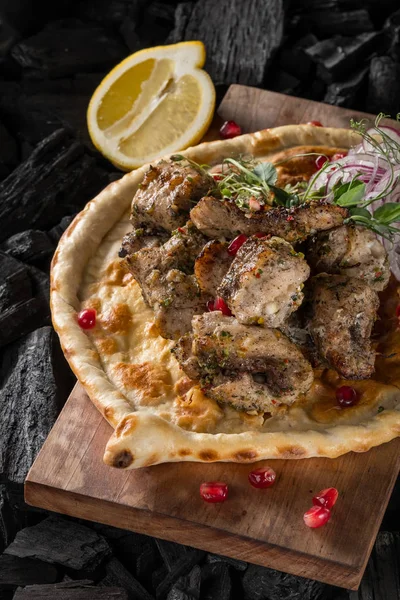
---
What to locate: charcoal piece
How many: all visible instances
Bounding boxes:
[1,230,54,265]
[309,9,373,37]
[13,580,129,599]
[0,486,15,553]
[277,35,317,80]
[0,122,17,167]
[201,563,232,600]
[0,78,106,148]
[305,32,382,82]
[0,14,18,62]
[167,566,201,600]
[77,0,144,25]
[169,0,284,86]
[0,252,50,349]
[324,67,368,107]
[0,161,10,182]
[205,554,247,571]
[242,565,327,600]
[0,327,74,483]
[11,20,126,79]
[120,18,142,52]
[139,2,176,46]
[155,549,205,599]
[136,542,160,589]
[350,532,400,600]
[366,56,400,116]
[48,216,75,244]
[99,557,154,600]
[0,129,109,242]
[385,9,400,61]
[269,70,300,95]
[5,516,111,571]
[156,540,189,571]
[0,555,58,591]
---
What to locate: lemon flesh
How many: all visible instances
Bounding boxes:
[87,42,215,170]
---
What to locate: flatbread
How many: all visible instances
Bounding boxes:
[51,125,400,470]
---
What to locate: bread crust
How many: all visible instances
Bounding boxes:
[51,125,400,469]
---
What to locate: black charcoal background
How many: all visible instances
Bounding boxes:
[0,0,399,598]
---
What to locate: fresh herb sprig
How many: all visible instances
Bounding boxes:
[324,114,400,238]
[216,157,278,210]
[171,113,400,239]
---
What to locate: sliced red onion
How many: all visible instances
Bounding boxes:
[363,126,400,156]
[379,126,400,145]
[311,154,389,193]
[364,165,400,202]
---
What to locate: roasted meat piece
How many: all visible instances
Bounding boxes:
[154,274,208,340]
[307,225,390,291]
[194,240,233,296]
[190,196,347,242]
[119,227,168,258]
[218,236,310,328]
[308,274,380,379]
[131,160,213,232]
[173,312,314,413]
[125,222,207,306]
[125,222,209,339]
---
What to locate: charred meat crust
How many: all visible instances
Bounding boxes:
[307,225,390,291]
[190,196,348,242]
[174,312,314,413]
[130,160,214,233]
[194,240,234,296]
[218,236,310,328]
[308,274,380,379]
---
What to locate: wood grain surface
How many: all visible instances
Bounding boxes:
[25,86,400,591]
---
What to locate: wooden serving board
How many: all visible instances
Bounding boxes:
[25,86,400,590]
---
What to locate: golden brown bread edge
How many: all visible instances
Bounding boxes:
[50,125,400,469]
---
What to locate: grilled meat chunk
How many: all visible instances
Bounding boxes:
[194,240,233,296]
[190,196,347,242]
[125,222,207,306]
[125,222,209,339]
[119,227,168,258]
[218,236,310,328]
[172,333,201,380]
[309,274,379,379]
[173,312,314,413]
[307,225,390,291]
[131,160,213,232]
[154,274,208,340]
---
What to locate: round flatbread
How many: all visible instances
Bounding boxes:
[51,125,400,470]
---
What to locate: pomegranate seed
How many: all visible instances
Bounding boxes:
[331,152,348,161]
[248,466,276,489]
[200,482,228,503]
[304,505,331,528]
[220,120,242,139]
[254,232,267,238]
[249,197,261,211]
[315,155,329,170]
[307,120,323,127]
[213,173,223,181]
[286,215,294,222]
[228,234,248,255]
[77,308,96,329]
[214,296,232,316]
[313,487,339,509]
[336,385,358,407]
[396,304,400,318]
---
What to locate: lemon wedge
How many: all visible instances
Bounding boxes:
[87,41,216,170]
